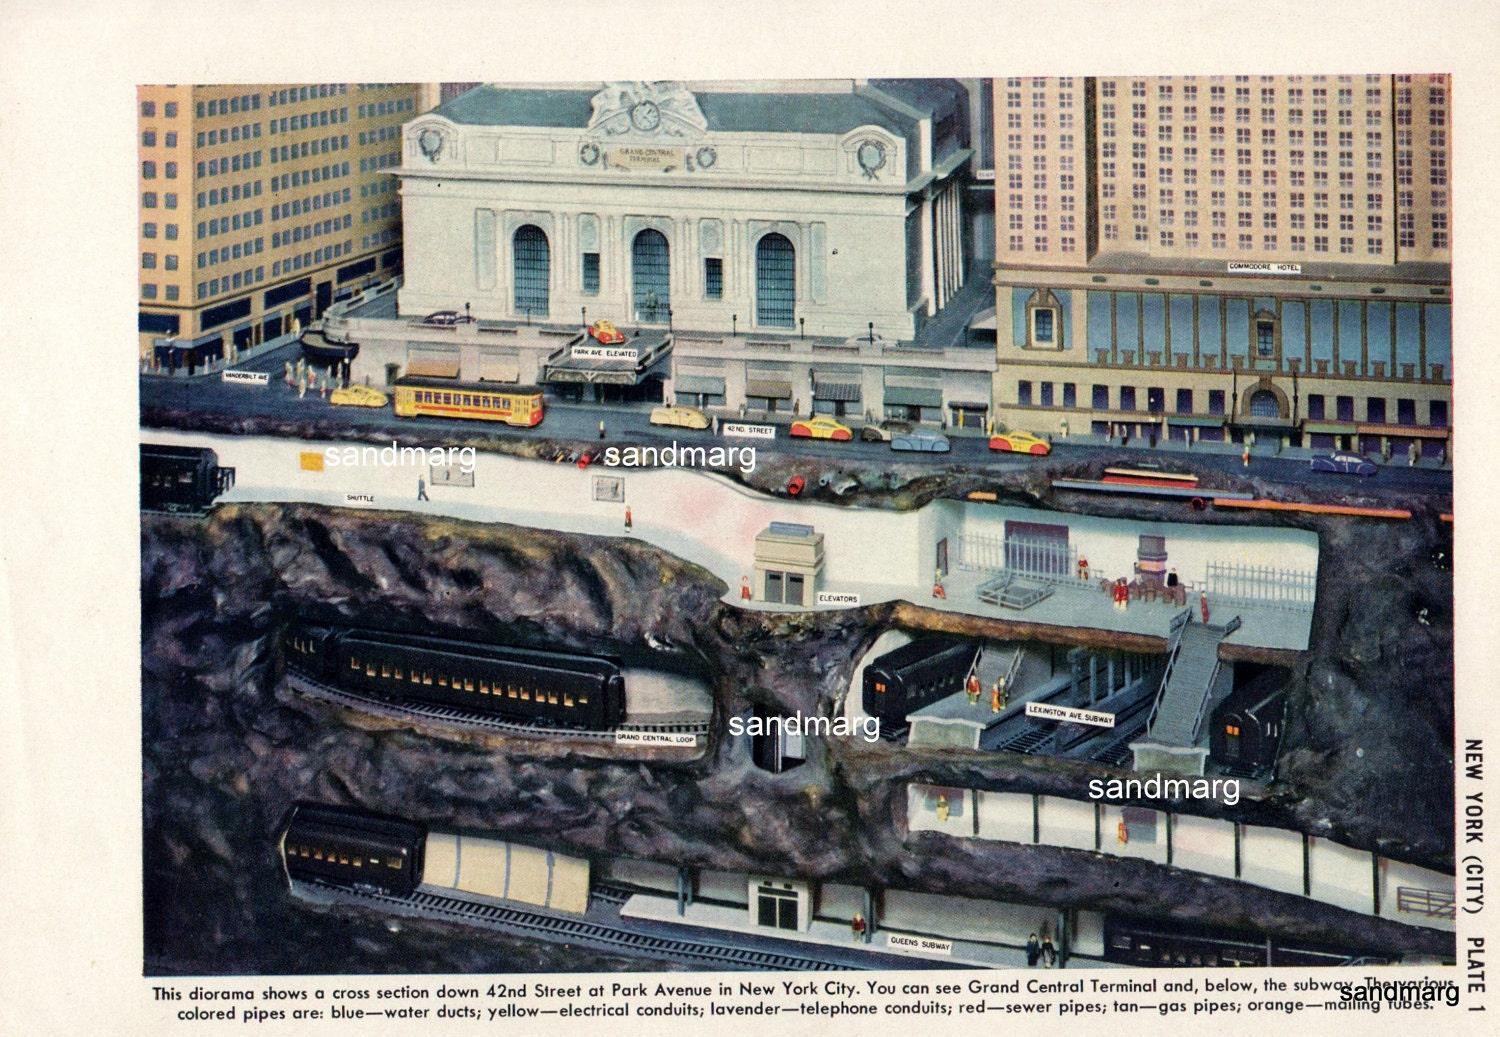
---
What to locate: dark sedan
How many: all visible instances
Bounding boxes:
[1310,451,1378,477]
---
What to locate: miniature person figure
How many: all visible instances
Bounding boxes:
[966,671,981,705]
[285,361,294,386]
[1113,578,1129,612]
[1166,568,1179,588]
[598,419,606,441]
[417,476,428,501]
[740,575,752,601]
[932,567,947,600]
[851,912,866,942]
[1026,932,1041,967]
[1077,555,1089,581]
[1200,590,1211,624]
[1059,417,1069,439]
[992,677,1008,713]
[1408,439,1420,467]
[1041,931,1057,968]
[1242,443,1251,467]
[624,505,633,530]
[935,794,950,823]
[298,372,307,398]
[712,415,721,435]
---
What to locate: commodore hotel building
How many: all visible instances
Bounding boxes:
[989,74,1453,459]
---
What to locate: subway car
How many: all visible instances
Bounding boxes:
[1209,684,1286,776]
[140,444,236,513]
[280,802,427,896]
[285,621,627,730]
[862,637,979,727]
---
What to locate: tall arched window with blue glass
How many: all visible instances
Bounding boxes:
[756,233,796,328]
[513,225,550,319]
[632,229,670,323]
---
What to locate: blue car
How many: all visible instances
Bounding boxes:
[890,428,951,453]
[1310,451,1377,477]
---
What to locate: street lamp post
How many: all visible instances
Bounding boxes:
[799,317,805,339]
[582,306,587,330]
[732,314,737,338]
[668,305,673,335]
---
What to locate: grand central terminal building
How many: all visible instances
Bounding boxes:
[330,79,997,427]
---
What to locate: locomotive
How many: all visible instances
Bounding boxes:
[280,802,426,896]
[1209,683,1287,777]
[140,444,235,513]
[285,621,627,730]
[861,637,980,727]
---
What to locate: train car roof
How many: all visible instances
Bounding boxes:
[869,636,973,670]
[140,443,217,459]
[288,802,427,840]
[341,627,622,673]
[393,376,544,394]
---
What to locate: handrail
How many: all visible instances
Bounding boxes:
[1144,609,1194,737]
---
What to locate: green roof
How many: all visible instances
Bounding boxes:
[432,84,918,140]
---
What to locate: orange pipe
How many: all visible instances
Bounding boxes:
[1213,498,1412,520]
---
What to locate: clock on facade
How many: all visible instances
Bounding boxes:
[630,101,662,132]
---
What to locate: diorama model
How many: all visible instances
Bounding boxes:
[140,75,1456,977]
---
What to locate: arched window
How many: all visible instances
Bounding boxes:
[632,229,670,322]
[1249,388,1280,418]
[513,225,550,317]
[756,233,796,328]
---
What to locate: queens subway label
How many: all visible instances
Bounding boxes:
[1025,703,1116,728]
[886,934,953,955]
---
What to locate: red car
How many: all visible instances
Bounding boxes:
[588,319,626,345]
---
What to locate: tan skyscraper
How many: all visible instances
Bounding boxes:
[992,75,1452,459]
[137,83,425,366]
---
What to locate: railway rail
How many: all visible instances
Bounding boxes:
[286,669,710,743]
[297,880,853,972]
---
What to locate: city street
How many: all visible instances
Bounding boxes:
[141,337,1455,499]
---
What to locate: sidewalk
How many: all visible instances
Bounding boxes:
[141,331,300,380]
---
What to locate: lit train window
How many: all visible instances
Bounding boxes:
[875,682,886,694]
[579,694,588,704]
[394,667,402,679]
[423,673,432,685]
[313,850,324,860]
[548,691,558,704]
[463,679,473,691]
[480,681,490,694]
[507,686,517,698]
[381,665,390,678]
[352,859,361,867]
[370,857,381,865]
[365,664,376,676]
[520,688,530,700]
[388,858,402,869]
[438,675,448,686]
[350,657,359,669]
[563,695,573,707]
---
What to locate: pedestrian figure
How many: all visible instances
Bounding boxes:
[1059,417,1069,439]
[1041,932,1057,968]
[417,476,429,501]
[1242,443,1251,467]
[1026,933,1041,967]
[851,912,866,942]
[624,505,633,530]
[712,415,720,435]
[1166,568,1178,587]
[1408,440,1420,466]
[1200,590,1211,624]
[935,794,950,823]
[285,361,294,386]
[992,678,1007,712]
[298,373,307,398]
[932,567,947,600]
[966,671,981,705]
[598,419,606,441]
[740,575,752,601]
[1077,555,1089,581]
[1113,578,1129,612]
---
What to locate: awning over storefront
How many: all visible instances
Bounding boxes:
[544,334,670,386]
[407,354,462,379]
[1166,415,1229,427]
[1356,422,1451,439]
[675,374,726,395]
[947,400,989,411]
[478,354,521,382]
[1302,421,1358,436]
[884,386,943,408]
[812,380,862,402]
[745,380,793,400]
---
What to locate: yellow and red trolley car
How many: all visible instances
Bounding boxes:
[392,377,544,427]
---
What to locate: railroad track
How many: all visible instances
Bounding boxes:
[309,882,846,972]
[286,670,710,742]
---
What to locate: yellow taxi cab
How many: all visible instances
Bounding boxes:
[649,405,711,430]
[988,429,1051,455]
[789,416,853,441]
[329,384,389,408]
